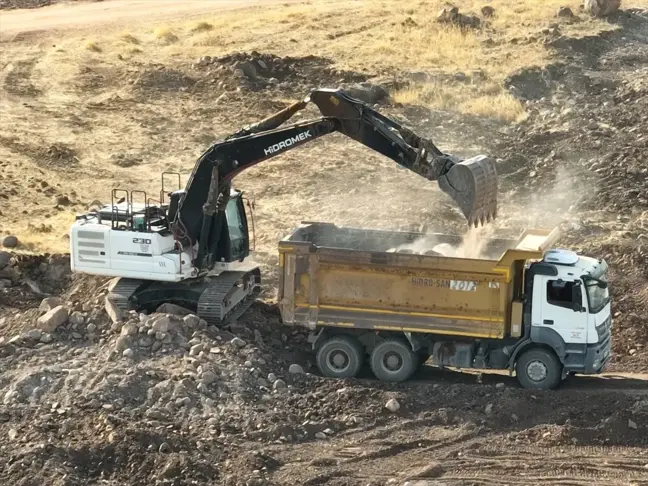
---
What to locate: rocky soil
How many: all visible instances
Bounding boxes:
[1,255,648,486]
[0,0,61,9]
[2,4,648,486]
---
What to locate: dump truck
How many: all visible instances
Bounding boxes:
[277,222,612,390]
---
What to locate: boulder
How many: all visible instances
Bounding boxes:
[39,297,63,313]
[2,236,18,248]
[481,6,495,17]
[583,0,621,17]
[0,251,10,269]
[105,297,123,324]
[557,6,576,18]
[37,305,69,333]
[151,315,170,333]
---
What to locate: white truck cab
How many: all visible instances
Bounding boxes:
[526,249,611,380]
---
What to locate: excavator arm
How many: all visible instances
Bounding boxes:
[171,88,498,270]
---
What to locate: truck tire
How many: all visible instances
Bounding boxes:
[370,339,416,382]
[316,336,364,379]
[515,348,562,390]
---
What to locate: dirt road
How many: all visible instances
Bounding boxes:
[0,0,308,36]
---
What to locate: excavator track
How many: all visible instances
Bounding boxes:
[197,268,261,326]
[107,278,145,312]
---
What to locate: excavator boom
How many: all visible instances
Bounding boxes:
[172,88,498,270]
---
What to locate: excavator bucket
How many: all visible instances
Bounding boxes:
[438,155,498,227]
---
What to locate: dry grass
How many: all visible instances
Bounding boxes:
[392,81,527,122]
[153,26,179,44]
[92,0,620,120]
[13,212,75,254]
[189,21,213,33]
[119,32,140,44]
[84,41,101,52]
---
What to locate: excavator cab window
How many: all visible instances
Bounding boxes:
[225,195,249,261]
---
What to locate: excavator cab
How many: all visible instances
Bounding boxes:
[223,192,251,262]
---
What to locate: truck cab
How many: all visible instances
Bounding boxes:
[525,249,611,385]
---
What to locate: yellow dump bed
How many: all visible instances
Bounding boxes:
[278,222,560,339]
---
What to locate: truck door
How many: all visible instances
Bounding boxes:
[532,276,588,345]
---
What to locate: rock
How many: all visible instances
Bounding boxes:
[315,432,327,440]
[273,379,287,390]
[257,59,267,70]
[151,341,162,352]
[69,311,85,326]
[231,337,246,348]
[437,6,481,28]
[628,419,638,430]
[495,382,506,389]
[122,348,134,358]
[257,378,269,387]
[138,337,152,347]
[39,297,63,313]
[201,371,218,385]
[121,322,138,336]
[583,0,621,17]
[115,335,130,352]
[151,315,170,333]
[385,398,400,412]
[288,364,304,375]
[407,462,445,479]
[481,5,495,17]
[105,298,123,324]
[189,344,203,356]
[343,83,389,105]
[37,305,69,333]
[159,442,172,453]
[557,6,576,18]
[232,60,257,80]
[182,314,200,329]
[86,322,97,334]
[24,329,42,341]
[323,428,334,435]
[156,303,193,316]
[54,195,72,206]
[40,333,53,344]
[197,55,212,66]
[72,332,83,339]
[2,236,18,248]
[485,403,494,415]
[267,373,278,383]
[0,251,10,269]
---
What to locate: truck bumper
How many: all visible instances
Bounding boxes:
[582,334,612,374]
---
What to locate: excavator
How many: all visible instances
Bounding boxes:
[70,88,498,325]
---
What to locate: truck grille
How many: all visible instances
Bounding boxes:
[596,315,611,342]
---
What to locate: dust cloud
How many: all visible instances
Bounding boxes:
[387,163,594,259]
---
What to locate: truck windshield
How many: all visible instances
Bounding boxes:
[584,276,609,314]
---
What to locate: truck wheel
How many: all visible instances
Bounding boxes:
[316,336,364,379]
[370,339,416,382]
[516,348,562,390]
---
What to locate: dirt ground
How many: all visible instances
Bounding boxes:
[2,0,648,485]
